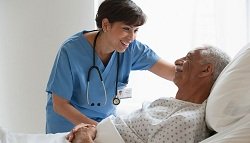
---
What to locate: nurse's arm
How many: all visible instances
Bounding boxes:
[149,58,175,81]
[52,93,98,126]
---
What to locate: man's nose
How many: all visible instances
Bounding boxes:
[175,58,184,65]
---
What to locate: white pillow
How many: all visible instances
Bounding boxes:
[201,114,250,143]
[206,43,250,132]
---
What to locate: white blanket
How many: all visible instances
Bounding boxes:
[94,116,125,143]
[0,127,68,143]
[0,117,124,143]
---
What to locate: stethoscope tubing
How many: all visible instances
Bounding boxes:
[86,30,120,106]
[86,65,107,105]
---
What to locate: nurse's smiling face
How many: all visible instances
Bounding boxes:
[104,20,140,53]
[173,48,205,87]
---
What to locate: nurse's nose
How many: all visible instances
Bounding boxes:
[128,30,136,41]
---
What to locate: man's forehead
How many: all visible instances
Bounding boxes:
[188,48,204,54]
[187,48,206,60]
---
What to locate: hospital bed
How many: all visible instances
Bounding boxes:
[99,43,250,143]
[102,43,250,143]
[1,43,250,143]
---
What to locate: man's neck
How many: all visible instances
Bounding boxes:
[175,83,212,104]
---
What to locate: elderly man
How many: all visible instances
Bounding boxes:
[67,45,231,143]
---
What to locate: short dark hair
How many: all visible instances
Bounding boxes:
[95,0,146,28]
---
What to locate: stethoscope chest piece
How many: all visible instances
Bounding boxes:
[113,97,120,105]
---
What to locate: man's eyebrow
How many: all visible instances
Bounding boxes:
[186,53,192,59]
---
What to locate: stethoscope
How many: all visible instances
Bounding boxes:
[86,31,121,106]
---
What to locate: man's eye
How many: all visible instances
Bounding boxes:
[184,56,190,61]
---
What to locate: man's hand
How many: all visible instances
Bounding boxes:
[66,123,96,143]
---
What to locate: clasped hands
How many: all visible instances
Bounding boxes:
[66,123,97,143]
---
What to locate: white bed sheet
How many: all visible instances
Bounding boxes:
[0,128,68,143]
[0,116,124,143]
[200,114,250,143]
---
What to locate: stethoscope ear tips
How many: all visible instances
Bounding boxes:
[90,103,101,106]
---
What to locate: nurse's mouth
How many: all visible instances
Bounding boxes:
[121,41,130,47]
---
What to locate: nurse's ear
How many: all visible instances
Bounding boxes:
[102,18,111,32]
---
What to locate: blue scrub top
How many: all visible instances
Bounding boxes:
[45,30,160,133]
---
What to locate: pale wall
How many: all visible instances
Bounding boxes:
[0,0,96,133]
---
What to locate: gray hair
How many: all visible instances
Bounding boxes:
[199,45,231,82]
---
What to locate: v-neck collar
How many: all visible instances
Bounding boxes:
[96,51,118,78]
[80,30,119,79]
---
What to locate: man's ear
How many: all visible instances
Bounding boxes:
[199,63,214,77]
[102,18,111,32]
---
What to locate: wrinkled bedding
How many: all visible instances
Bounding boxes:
[0,98,210,143]
[0,117,123,143]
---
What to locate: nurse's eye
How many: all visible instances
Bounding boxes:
[123,27,130,31]
[134,29,139,33]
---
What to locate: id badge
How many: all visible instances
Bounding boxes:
[117,87,132,99]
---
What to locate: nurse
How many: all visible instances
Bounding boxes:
[45,0,175,134]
